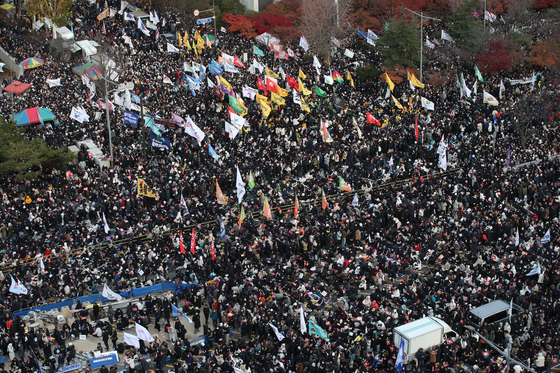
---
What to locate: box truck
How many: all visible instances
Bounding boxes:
[393,316,458,363]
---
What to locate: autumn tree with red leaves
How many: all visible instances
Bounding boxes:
[222,13,258,38]
[475,40,513,73]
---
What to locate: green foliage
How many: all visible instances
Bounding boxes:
[221,0,246,15]
[508,31,531,47]
[450,0,483,47]
[377,18,420,68]
[302,54,314,62]
[0,117,74,182]
[356,65,383,82]
[245,10,258,16]
[356,40,376,51]
[543,6,560,18]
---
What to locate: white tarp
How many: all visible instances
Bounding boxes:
[254,33,280,46]
[56,27,73,40]
[76,40,99,56]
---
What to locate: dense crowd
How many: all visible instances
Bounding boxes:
[0,0,560,372]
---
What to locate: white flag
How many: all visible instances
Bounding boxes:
[299,36,309,51]
[102,284,123,301]
[299,308,306,334]
[242,86,258,100]
[138,18,150,36]
[367,29,378,45]
[269,322,285,341]
[70,107,89,123]
[152,11,159,25]
[499,79,505,100]
[221,26,227,32]
[39,257,45,271]
[123,12,135,21]
[426,37,435,49]
[135,322,155,342]
[293,89,301,106]
[9,276,28,295]
[388,156,393,168]
[515,227,520,246]
[103,212,110,234]
[207,77,215,89]
[344,49,354,58]
[461,73,472,98]
[167,43,179,53]
[526,262,541,276]
[313,55,321,68]
[420,97,435,111]
[485,10,496,22]
[352,194,359,207]
[508,298,513,322]
[184,116,206,146]
[236,165,246,204]
[331,36,340,47]
[324,75,334,85]
[540,229,551,244]
[483,90,499,106]
[163,75,173,84]
[225,121,240,139]
[441,30,453,42]
[224,61,240,73]
[123,332,140,349]
[229,112,246,131]
[438,147,447,171]
[46,78,62,87]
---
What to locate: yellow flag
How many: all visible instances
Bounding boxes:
[408,71,425,88]
[177,33,182,47]
[385,73,395,92]
[299,69,307,79]
[300,96,310,113]
[184,31,189,44]
[255,94,269,106]
[220,76,232,92]
[195,31,205,49]
[238,98,248,116]
[271,92,286,105]
[216,180,228,205]
[260,101,272,117]
[97,8,109,20]
[276,86,289,97]
[298,78,311,96]
[137,178,157,198]
[347,71,354,87]
[184,38,191,50]
[392,95,403,109]
[266,68,280,79]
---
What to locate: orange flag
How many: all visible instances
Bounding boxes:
[321,188,328,210]
[263,197,272,219]
[294,195,299,217]
[216,180,228,205]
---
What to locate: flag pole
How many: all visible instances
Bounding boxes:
[404,8,440,83]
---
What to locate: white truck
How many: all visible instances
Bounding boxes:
[393,316,458,363]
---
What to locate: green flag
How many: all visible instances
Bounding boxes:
[248,171,255,189]
[315,85,328,98]
[228,95,244,115]
[474,65,484,82]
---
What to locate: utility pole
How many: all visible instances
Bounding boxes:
[404,8,440,83]
[103,77,114,168]
[484,0,487,34]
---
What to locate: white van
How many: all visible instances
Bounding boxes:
[467,300,524,329]
[393,317,458,363]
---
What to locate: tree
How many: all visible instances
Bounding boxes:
[529,40,560,68]
[450,0,483,47]
[222,13,258,38]
[377,18,420,68]
[299,0,353,63]
[475,39,513,72]
[24,0,73,28]
[0,117,74,182]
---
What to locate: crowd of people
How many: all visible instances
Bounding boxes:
[0,0,560,371]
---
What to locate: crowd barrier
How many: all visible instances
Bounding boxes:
[14,282,193,319]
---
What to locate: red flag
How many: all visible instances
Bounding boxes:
[211,237,216,260]
[179,230,185,254]
[190,228,196,255]
[265,77,278,93]
[102,22,107,35]
[294,195,299,217]
[269,42,283,52]
[233,56,245,68]
[367,111,381,125]
[257,77,265,91]
[213,86,224,100]
[286,74,299,91]
[415,116,419,141]
[227,105,236,117]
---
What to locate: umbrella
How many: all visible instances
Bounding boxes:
[72,62,103,80]
[0,4,15,10]
[21,57,44,69]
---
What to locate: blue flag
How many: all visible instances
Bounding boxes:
[526,262,541,276]
[208,142,218,160]
[220,217,226,241]
[171,304,193,322]
[540,228,551,244]
[308,319,328,340]
[396,338,405,371]
[253,45,264,56]
[123,110,139,126]
[357,28,368,39]
[149,131,171,151]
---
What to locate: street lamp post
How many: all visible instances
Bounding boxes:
[404,8,440,83]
